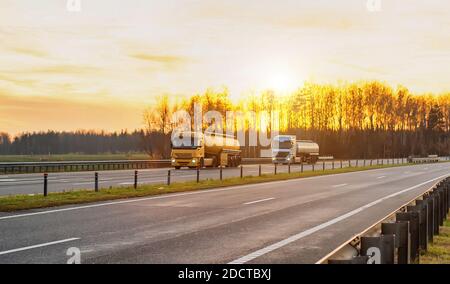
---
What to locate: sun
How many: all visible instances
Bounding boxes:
[267,73,301,94]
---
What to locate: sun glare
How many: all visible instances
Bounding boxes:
[267,73,302,94]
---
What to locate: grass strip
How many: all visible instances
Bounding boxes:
[0,163,432,212]
[421,219,450,264]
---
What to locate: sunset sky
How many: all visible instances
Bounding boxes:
[1,0,450,135]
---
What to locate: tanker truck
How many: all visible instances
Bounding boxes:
[271,135,319,164]
[171,131,242,169]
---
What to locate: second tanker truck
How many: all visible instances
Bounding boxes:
[171,131,242,169]
[271,135,319,164]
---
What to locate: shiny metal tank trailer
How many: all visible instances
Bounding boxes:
[171,132,241,169]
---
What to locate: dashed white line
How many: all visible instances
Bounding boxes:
[0,238,80,256]
[332,183,348,188]
[377,176,386,179]
[243,198,275,205]
[228,173,448,264]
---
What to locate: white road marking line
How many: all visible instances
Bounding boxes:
[332,183,348,188]
[244,198,275,205]
[377,176,386,179]
[0,238,80,256]
[228,173,448,264]
[0,179,17,182]
[0,165,442,221]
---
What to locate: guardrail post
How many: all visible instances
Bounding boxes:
[370,159,373,166]
[363,159,366,167]
[258,164,262,177]
[431,192,440,235]
[220,166,223,180]
[397,211,420,263]
[240,165,243,178]
[356,159,359,167]
[167,170,171,186]
[312,163,315,172]
[409,202,428,251]
[134,170,138,189]
[43,173,48,197]
[437,188,444,226]
[348,160,351,168]
[445,180,450,214]
[332,160,335,170]
[301,161,304,173]
[425,195,434,243]
[196,168,200,183]
[322,161,325,171]
[361,235,395,264]
[95,172,99,192]
[382,222,410,264]
[274,164,277,175]
[288,163,291,174]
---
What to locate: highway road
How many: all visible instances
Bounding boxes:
[0,159,399,196]
[0,162,448,264]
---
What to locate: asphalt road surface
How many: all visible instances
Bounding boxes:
[0,162,448,264]
[0,159,401,196]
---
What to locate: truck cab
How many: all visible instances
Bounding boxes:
[271,135,297,164]
[171,132,205,169]
[171,131,242,169]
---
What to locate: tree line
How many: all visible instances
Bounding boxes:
[144,81,450,159]
[1,80,449,159]
[0,130,145,156]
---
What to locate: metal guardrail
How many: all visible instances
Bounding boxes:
[0,158,277,174]
[1,156,447,175]
[0,160,170,174]
[318,177,450,264]
[409,157,442,163]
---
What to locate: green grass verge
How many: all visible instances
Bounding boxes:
[421,219,450,264]
[0,153,150,162]
[0,163,416,212]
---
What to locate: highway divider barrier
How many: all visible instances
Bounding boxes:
[318,177,450,264]
[5,156,448,175]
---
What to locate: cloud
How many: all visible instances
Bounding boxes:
[130,53,186,64]
[29,65,100,75]
[10,47,48,58]
[0,74,36,88]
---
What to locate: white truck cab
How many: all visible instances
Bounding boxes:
[271,135,319,164]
